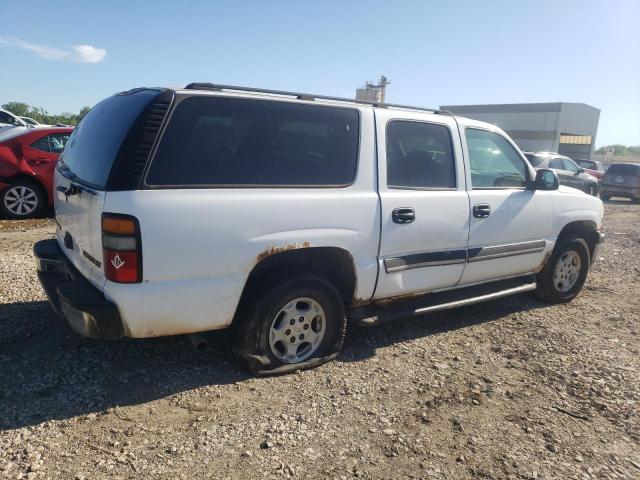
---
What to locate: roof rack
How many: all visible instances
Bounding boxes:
[184,82,450,115]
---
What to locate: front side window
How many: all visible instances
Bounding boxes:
[466,129,528,188]
[146,96,360,186]
[562,158,580,173]
[31,136,51,152]
[386,121,456,189]
[32,133,70,153]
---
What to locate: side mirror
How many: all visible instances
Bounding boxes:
[578,167,585,174]
[533,169,559,191]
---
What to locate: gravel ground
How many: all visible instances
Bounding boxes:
[0,203,638,480]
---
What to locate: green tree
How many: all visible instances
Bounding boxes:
[1,102,31,117]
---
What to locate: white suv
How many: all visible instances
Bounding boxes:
[34,83,605,375]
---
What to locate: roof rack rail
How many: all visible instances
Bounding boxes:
[184,82,450,115]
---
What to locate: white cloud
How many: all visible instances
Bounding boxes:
[0,36,106,63]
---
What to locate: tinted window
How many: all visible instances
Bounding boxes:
[524,153,544,167]
[146,96,359,186]
[32,133,70,153]
[59,90,160,188]
[0,111,19,125]
[549,158,564,170]
[466,129,528,188]
[386,121,455,189]
[606,164,640,176]
[31,136,51,152]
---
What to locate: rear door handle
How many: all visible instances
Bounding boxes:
[473,203,491,218]
[392,207,415,224]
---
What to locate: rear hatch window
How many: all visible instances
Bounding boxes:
[58,89,168,189]
[605,164,640,177]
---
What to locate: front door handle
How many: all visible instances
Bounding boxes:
[392,207,415,224]
[473,203,491,218]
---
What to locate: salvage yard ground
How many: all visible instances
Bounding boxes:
[1,202,638,480]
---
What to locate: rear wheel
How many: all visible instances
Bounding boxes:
[0,180,45,219]
[536,237,590,303]
[233,275,346,375]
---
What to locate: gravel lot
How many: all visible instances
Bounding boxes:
[1,203,638,480]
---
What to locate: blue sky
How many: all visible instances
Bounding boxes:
[1,0,638,146]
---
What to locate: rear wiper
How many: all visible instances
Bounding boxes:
[56,182,96,198]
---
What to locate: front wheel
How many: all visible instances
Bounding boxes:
[233,275,347,375]
[535,237,590,303]
[587,183,598,196]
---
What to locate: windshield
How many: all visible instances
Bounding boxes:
[58,89,160,188]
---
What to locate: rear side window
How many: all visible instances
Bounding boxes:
[606,164,640,176]
[386,120,456,189]
[145,96,360,187]
[59,90,161,188]
[524,153,544,167]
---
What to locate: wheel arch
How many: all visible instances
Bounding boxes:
[235,246,358,322]
[556,220,599,259]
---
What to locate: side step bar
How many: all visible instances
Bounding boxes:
[352,277,537,327]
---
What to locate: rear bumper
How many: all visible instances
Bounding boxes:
[34,239,123,340]
[601,185,640,199]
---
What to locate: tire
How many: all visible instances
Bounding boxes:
[600,194,610,202]
[587,183,598,197]
[232,275,347,376]
[0,179,45,219]
[535,237,590,304]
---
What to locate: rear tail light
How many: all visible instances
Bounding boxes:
[102,214,142,283]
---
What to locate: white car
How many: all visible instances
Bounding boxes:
[0,109,29,140]
[34,83,605,375]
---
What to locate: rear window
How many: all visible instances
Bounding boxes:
[605,164,640,176]
[145,96,360,187]
[58,90,161,188]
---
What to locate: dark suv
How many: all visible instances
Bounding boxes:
[524,152,599,196]
[600,163,640,202]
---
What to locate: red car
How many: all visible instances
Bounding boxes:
[0,127,73,218]
[575,159,605,181]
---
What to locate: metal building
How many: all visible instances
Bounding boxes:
[440,102,600,159]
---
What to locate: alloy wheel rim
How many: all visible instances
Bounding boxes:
[268,297,326,364]
[4,186,38,216]
[553,250,581,292]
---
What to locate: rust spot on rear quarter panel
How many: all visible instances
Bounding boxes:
[256,241,311,263]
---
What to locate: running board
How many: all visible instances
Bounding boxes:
[352,277,537,327]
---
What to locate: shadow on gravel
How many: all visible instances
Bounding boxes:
[340,292,548,363]
[0,300,249,431]
[1,293,547,431]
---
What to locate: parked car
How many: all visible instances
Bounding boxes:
[34,84,604,375]
[19,116,41,127]
[0,109,29,140]
[575,159,605,180]
[524,152,599,196]
[0,127,73,218]
[600,163,640,202]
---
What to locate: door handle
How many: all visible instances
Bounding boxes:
[392,207,415,224]
[473,203,491,218]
